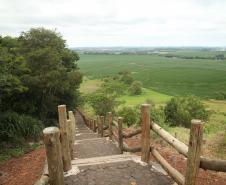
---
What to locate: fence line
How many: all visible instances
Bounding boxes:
[39,104,226,185]
[83,103,226,185]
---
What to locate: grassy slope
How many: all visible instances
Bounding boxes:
[119,88,171,106]
[80,79,226,159]
[79,54,226,97]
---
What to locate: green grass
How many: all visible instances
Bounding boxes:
[119,88,171,106]
[78,54,226,97]
[0,143,41,162]
[80,79,102,94]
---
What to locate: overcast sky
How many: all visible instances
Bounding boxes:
[0,0,226,47]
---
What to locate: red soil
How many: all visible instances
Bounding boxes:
[0,147,46,185]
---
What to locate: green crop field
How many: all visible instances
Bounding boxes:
[78,53,226,98]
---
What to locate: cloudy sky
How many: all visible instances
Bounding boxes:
[0,0,226,47]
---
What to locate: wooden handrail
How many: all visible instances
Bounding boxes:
[123,145,141,153]
[200,157,226,172]
[151,121,226,172]
[151,122,188,157]
[113,120,118,127]
[151,147,185,185]
[122,128,141,138]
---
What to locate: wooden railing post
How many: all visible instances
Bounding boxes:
[97,115,100,134]
[67,119,73,159]
[118,117,123,154]
[100,116,104,137]
[58,105,71,171]
[43,127,64,185]
[185,119,203,185]
[94,119,97,132]
[91,119,94,131]
[108,112,113,140]
[68,111,76,143]
[141,104,151,163]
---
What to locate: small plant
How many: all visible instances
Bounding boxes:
[151,106,166,127]
[0,111,43,143]
[117,106,139,127]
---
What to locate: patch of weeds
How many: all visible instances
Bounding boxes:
[0,142,42,163]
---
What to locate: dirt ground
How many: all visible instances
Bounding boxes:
[0,147,46,185]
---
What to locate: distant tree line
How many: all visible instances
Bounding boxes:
[162,53,225,60]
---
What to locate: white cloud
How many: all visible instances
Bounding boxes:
[0,0,226,46]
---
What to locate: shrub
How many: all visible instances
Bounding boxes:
[0,111,43,143]
[129,81,142,95]
[87,93,122,116]
[151,106,166,127]
[214,91,226,100]
[164,96,209,128]
[117,106,139,127]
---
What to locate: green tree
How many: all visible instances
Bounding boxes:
[16,28,82,124]
[118,71,134,85]
[87,93,121,116]
[117,106,139,127]
[164,96,209,128]
[129,81,142,95]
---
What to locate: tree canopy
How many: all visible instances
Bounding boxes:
[0,28,82,145]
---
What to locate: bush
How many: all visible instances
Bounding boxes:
[87,93,122,116]
[0,112,43,143]
[117,106,139,127]
[129,81,142,95]
[151,106,166,127]
[164,96,209,128]
[214,91,226,100]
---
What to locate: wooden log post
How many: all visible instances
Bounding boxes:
[94,119,97,132]
[97,116,100,134]
[58,105,71,171]
[43,127,64,185]
[100,116,104,137]
[141,104,151,163]
[185,119,203,185]
[67,119,74,159]
[118,117,123,154]
[91,119,94,131]
[68,111,76,143]
[108,112,113,140]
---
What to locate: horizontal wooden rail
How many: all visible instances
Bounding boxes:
[123,128,141,138]
[112,131,118,141]
[123,145,141,153]
[113,120,118,127]
[151,122,188,157]
[103,125,109,130]
[152,121,226,172]
[200,157,226,172]
[151,147,185,185]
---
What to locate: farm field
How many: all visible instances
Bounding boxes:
[79,51,226,159]
[79,53,226,97]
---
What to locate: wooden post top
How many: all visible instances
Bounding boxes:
[108,112,112,115]
[43,127,60,134]
[191,119,203,125]
[100,116,104,118]
[141,103,150,107]
[118,117,123,120]
[58,104,66,108]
